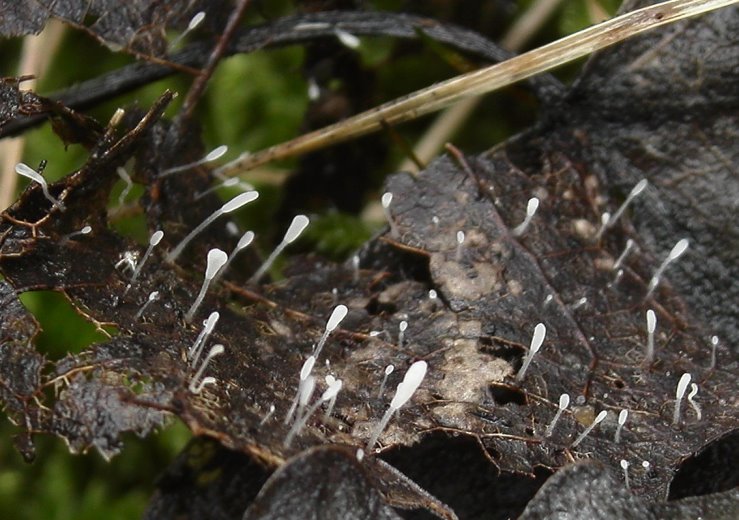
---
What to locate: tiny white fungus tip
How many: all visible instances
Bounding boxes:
[673,373,691,426]
[284,215,310,244]
[326,304,348,332]
[335,28,360,48]
[381,192,393,208]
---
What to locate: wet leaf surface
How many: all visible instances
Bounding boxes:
[0,2,737,519]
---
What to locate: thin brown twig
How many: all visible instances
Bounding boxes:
[180,0,252,120]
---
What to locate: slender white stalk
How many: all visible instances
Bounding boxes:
[116,167,133,206]
[167,191,258,262]
[645,309,656,365]
[61,225,91,243]
[313,304,348,359]
[123,230,164,297]
[159,144,227,177]
[134,290,160,320]
[512,197,539,236]
[709,335,719,369]
[687,383,701,420]
[352,254,360,282]
[544,393,569,437]
[378,364,394,398]
[597,180,648,239]
[285,378,342,447]
[249,214,309,283]
[455,230,465,261]
[646,238,689,298]
[672,372,691,426]
[613,239,635,270]
[285,356,316,425]
[194,177,253,200]
[189,376,216,394]
[381,192,400,237]
[615,409,628,443]
[398,320,408,347]
[189,311,220,366]
[367,360,427,451]
[15,162,65,210]
[170,11,206,48]
[571,410,607,448]
[189,344,224,394]
[259,404,276,426]
[212,230,255,284]
[620,459,630,490]
[185,248,227,323]
[516,323,546,382]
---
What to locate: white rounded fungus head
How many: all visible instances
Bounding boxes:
[399,320,408,332]
[646,309,656,333]
[594,410,608,424]
[284,215,310,244]
[221,191,259,213]
[208,344,225,358]
[676,373,691,399]
[618,409,628,425]
[381,192,393,209]
[559,393,570,409]
[15,162,44,183]
[456,230,465,244]
[148,291,160,301]
[150,230,164,246]
[326,304,348,332]
[385,365,394,376]
[531,323,546,353]
[390,360,427,410]
[205,144,228,162]
[668,239,689,261]
[526,197,539,216]
[301,356,316,381]
[188,11,206,30]
[205,249,228,279]
[321,379,342,401]
[631,179,648,196]
[299,376,316,406]
[237,230,255,249]
[204,311,220,332]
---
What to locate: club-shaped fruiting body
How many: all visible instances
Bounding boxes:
[135,290,160,320]
[167,191,258,263]
[160,144,228,177]
[515,323,546,382]
[644,309,657,365]
[123,230,164,297]
[544,393,570,437]
[170,10,206,48]
[249,214,309,284]
[116,167,133,206]
[455,230,465,261]
[710,335,719,369]
[398,320,408,347]
[620,459,630,490]
[571,297,587,310]
[613,239,635,271]
[352,254,360,282]
[687,383,701,421]
[366,360,427,451]
[259,404,276,426]
[571,410,608,448]
[378,364,395,398]
[615,409,628,443]
[356,448,365,462]
[194,177,254,200]
[212,230,255,284]
[62,225,92,243]
[189,344,224,394]
[185,248,228,323]
[285,377,342,447]
[15,162,65,210]
[189,311,220,366]
[597,180,648,239]
[335,28,360,48]
[307,77,321,101]
[313,304,348,360]
[380,192,401,238]
[646,238,689,298]
[190,376,216,394]
[512,197,539,236]
[285,356,317,425]
[672,372,691,426]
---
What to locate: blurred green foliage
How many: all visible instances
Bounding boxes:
[0,1,615,517]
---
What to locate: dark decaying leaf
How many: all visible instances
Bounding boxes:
[519,461,739,520]
[0,2,737,519]
[0,0,228,55]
